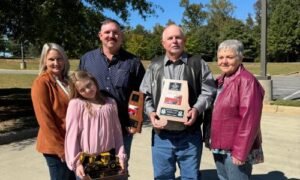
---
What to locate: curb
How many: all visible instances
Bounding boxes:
[263,104,300,116]
[0,128,38,145]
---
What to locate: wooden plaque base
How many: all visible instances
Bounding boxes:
[128,91,144,133]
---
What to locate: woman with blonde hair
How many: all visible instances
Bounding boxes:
[31,43,73,179]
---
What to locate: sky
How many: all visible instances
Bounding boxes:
[104,0,257,31]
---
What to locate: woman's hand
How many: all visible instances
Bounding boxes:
[232,156,245,166]
[76,164,86,179]
[60,154,65,162]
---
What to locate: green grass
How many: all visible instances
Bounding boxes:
[0,74,37,88]
[270,100,300,107]
[207,62,300,76]
[1,59,300,76]
[0,59,79,71]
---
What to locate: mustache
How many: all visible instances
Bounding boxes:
[108,37,117,41]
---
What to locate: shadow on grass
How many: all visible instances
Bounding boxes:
[0,88,37,133]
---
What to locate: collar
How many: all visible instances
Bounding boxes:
[100,48,124,63]
[217,64,244,87]
[164,52,188,66]
[40,71,59,84]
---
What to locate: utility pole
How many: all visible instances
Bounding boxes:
[260,0,267,78]
[20,41,27,69]
[257,0,272,102]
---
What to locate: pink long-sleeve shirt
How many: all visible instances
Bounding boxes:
[65,98,126,171]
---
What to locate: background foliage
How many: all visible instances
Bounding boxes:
[0,0,299,61]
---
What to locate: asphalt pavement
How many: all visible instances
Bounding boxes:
[0,108,299,180]
[272,75,300,100]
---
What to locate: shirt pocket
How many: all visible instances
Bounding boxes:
[114,69,129,88]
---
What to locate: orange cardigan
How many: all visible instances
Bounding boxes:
[31,72,69,159]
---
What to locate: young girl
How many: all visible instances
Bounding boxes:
[65,70,126,179]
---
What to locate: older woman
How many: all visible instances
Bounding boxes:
[31,43,73,179]
[211,40,264,180]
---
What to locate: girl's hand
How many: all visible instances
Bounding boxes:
[232,156,245,166]
[76,164,86,179]
[119,158,127,172]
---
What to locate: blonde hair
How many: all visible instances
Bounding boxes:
[69,70,106,116]
[38,43,70,78]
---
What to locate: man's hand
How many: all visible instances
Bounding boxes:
[76,164,86,179]
[184,108,199,126]
[149,112,165,129]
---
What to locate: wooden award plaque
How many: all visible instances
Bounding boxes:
[128,91,144,133]
[156,79,190,125]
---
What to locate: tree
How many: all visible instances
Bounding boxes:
[180,0,207,30]
[148,24,165,59]
[0,0,40,57]
[124,25,151,60]
[244,14,260,61]
[185,26,215,61]
[268,0,300,61]
[206,0,235,44]
[0,0,157,57]
[83,0,157,21]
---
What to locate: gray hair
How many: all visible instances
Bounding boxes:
[161,24,185,41]
[218,39,244,58]
[38,43,70,78]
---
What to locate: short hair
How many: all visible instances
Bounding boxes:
[38,43,70,78]
[99,18,121,32]
[161,24,185,41]
[218,39,244,58]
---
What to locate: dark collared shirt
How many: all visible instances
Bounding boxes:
[79,48,145,132]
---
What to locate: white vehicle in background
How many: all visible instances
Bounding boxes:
[0,51,13,58]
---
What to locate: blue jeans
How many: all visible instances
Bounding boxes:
[44,154,73,180]
[213,153,252,180]
[152,130,202,180]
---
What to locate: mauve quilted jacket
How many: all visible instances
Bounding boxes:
[211,64,265,161]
